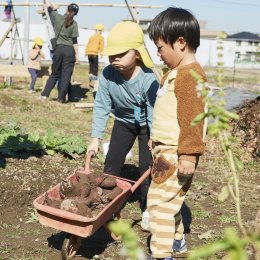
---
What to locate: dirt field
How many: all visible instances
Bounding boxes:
[0,66,259,260]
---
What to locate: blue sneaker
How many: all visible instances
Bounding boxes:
[172,235,187,254]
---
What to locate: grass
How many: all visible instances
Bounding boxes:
[204,67,260,87]
[218,215,237,224]
[0,65,259,259]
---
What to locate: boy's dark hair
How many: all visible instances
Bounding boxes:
[148,7,200,52]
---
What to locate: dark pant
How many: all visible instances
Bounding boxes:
[42,45,75,102]
[104,120,152,211]
[28,68,38,90]
[88,55,98,76]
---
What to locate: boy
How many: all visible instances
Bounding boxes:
[87,21,159,227]
[147,7,207,260]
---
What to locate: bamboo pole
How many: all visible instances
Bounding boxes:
[124,0,136,21]
[0,2,162,8]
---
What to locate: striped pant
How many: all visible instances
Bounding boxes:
[147,145,193,258]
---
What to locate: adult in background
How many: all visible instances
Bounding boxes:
[40,0,79,103]
[85,24,104,84]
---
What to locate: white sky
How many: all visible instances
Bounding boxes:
[3,0,260,34]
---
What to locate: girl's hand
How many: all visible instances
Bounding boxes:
[148,139,153,150]
[178,159,195,175]
[87,138,99,155]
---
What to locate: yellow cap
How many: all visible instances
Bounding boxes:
[33,37,43,48]
[95,24,104,31]
[102,21,154,68]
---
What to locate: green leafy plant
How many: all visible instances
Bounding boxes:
[188,32,260,260]
[109,220,144,260]
[24,208,38,224]
[0,124,87,158]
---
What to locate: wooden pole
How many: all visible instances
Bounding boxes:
[23,0,30,64]
[124,0,136,21]
[0,2,162,8]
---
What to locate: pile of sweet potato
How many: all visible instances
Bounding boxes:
[43,172,123,217]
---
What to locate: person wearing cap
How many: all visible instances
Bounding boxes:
[40,0,79,103]
[85,24,105,83]
[87,21,159,230]
[27,37,45,93]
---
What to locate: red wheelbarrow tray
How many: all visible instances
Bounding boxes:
[33,168,150,238]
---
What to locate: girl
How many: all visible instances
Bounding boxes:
[28,37,45,93]
[87,21,159,230]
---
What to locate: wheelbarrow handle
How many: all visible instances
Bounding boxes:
[130,167,151,193]
[84,150,96,174]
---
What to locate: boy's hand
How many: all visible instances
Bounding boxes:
[87,138,99,155]
[178,159,195,175]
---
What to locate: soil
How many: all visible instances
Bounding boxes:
[0,71,259,259]
[232,96,260,158]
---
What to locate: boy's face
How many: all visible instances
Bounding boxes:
[155,38,183,69]
[108,50,138,72]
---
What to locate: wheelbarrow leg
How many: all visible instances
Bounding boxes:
[61,234,82,259]
[103,212,122,241]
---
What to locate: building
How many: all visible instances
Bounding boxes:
[0,21,259,69]
[226,32,260,62]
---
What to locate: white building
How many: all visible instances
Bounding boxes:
[0,21,259,69]
[226,32,260,63]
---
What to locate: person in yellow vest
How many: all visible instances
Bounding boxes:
[85,24,104,82]
[27,37,45,93]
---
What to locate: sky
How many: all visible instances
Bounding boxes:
[3,0,260,34]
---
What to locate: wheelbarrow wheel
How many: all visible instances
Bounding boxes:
[61,234,82,259]
[104,212,122,241]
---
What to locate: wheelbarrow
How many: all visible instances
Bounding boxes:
[33,151,150,259]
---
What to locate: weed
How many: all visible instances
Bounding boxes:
[20,105,32,112]
[124,202,141,215]
[193,181,208,190]
[189,33,260,260]
[193,208,211,219]
[218,215,237,224]
[0,82,8,89]
[24,208,38,224]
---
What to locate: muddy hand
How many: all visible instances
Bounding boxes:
[87,137,99,155]
[84,150,96,174]
[178,159,195,175]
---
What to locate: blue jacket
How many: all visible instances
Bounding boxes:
[92,65,159,138]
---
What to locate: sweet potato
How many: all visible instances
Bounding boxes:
[44,193,61,209]
[59,178,78,199]
[60,198,78,213]
[88,187,103,206]
[76,172,89,185]
[102,187,123,203]
[60,198,92,217]
[100,176,117,189]
[76,202,92,217]
[79,183,91,198]
[88,173,107,186]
